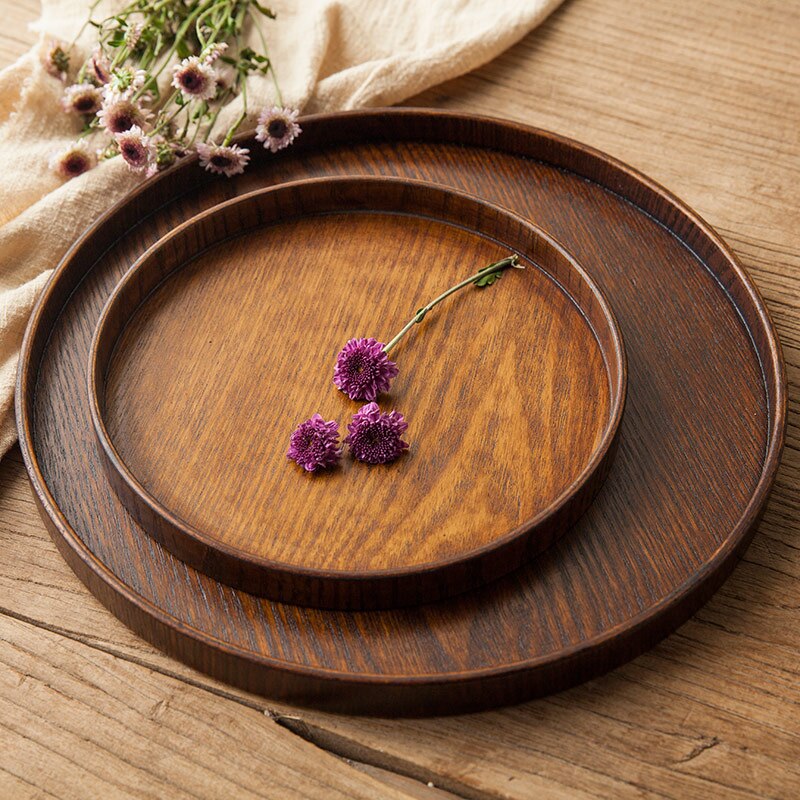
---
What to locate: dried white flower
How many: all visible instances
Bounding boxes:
[202,42,228,64]
[196,142,250,176]
[88,47,112,85]
[171,56,218,101]
[49,142,95,179]
[255,106,301,153]
[42,40,70,80]
[97,90,151,134]
[61,83,103,115]
[125,22,143,49]
[115,125,156,172]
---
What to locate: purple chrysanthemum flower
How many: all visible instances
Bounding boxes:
[333,337,399,402]
[345,403,409,465]
[287,414,342,472]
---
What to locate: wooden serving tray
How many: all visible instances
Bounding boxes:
[17,110,785,714]
[87,177,626,609]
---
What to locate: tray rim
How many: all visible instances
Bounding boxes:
[86,174,627,609]
[14,108,787,701]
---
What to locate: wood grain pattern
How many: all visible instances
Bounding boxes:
[16,110,784,713]
[89,177,625,608]
[3,0,799,795]
[0,612,417,800]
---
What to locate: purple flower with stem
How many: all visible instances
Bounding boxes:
[345,403,409,465]
[333,254,522,401]
[287,414,342,472]
[333,337,399,403]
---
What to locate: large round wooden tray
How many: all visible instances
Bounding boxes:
[17,110,785,714]
[88,177,626,610]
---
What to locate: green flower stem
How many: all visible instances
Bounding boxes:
[249,6,283,105]
[150,90,183,135]
[133,0,213,100]
[195,0,232,48]
[144,32,163,69]
[109,44,131,70]
[222,78,247,145]
[202,87,234,141]
[382,255,522,355]
[67,0,104,51]
[187,101,209,148]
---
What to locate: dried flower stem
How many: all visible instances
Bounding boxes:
[382,255,522,354]
[248,6,282,105]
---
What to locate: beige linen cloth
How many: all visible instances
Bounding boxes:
[0,0,562,457]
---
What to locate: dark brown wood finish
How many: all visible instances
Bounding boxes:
[88,177,626,610]
[16,110,785,714]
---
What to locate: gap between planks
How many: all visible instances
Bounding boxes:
[0,601,474,800]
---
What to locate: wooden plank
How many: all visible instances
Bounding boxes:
[1,0,799,796]
[0,610,419,800]
[410,0,800,327]
[0,0,38,65]
[348,763,463,800]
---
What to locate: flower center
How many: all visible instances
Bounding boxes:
[267,118,288,139]
[362,425,381,446]
[64,153,88,176]
[110,109,136,133]
[210,153,232,168]
[74,94,97,113]
[181,70,203,91]
[121,142,143,161]
[348,354,369,377]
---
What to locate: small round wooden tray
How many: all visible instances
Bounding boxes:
[87,177,626,610]
[17,110,785,714]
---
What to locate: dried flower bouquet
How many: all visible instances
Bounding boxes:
[44,0,300,179]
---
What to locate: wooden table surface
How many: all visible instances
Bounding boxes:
[1,1,798,797]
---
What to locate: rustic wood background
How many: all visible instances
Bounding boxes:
[1,0,797,797]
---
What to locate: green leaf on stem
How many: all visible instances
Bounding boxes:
[252,2,277,18]
[473,272,503,289]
